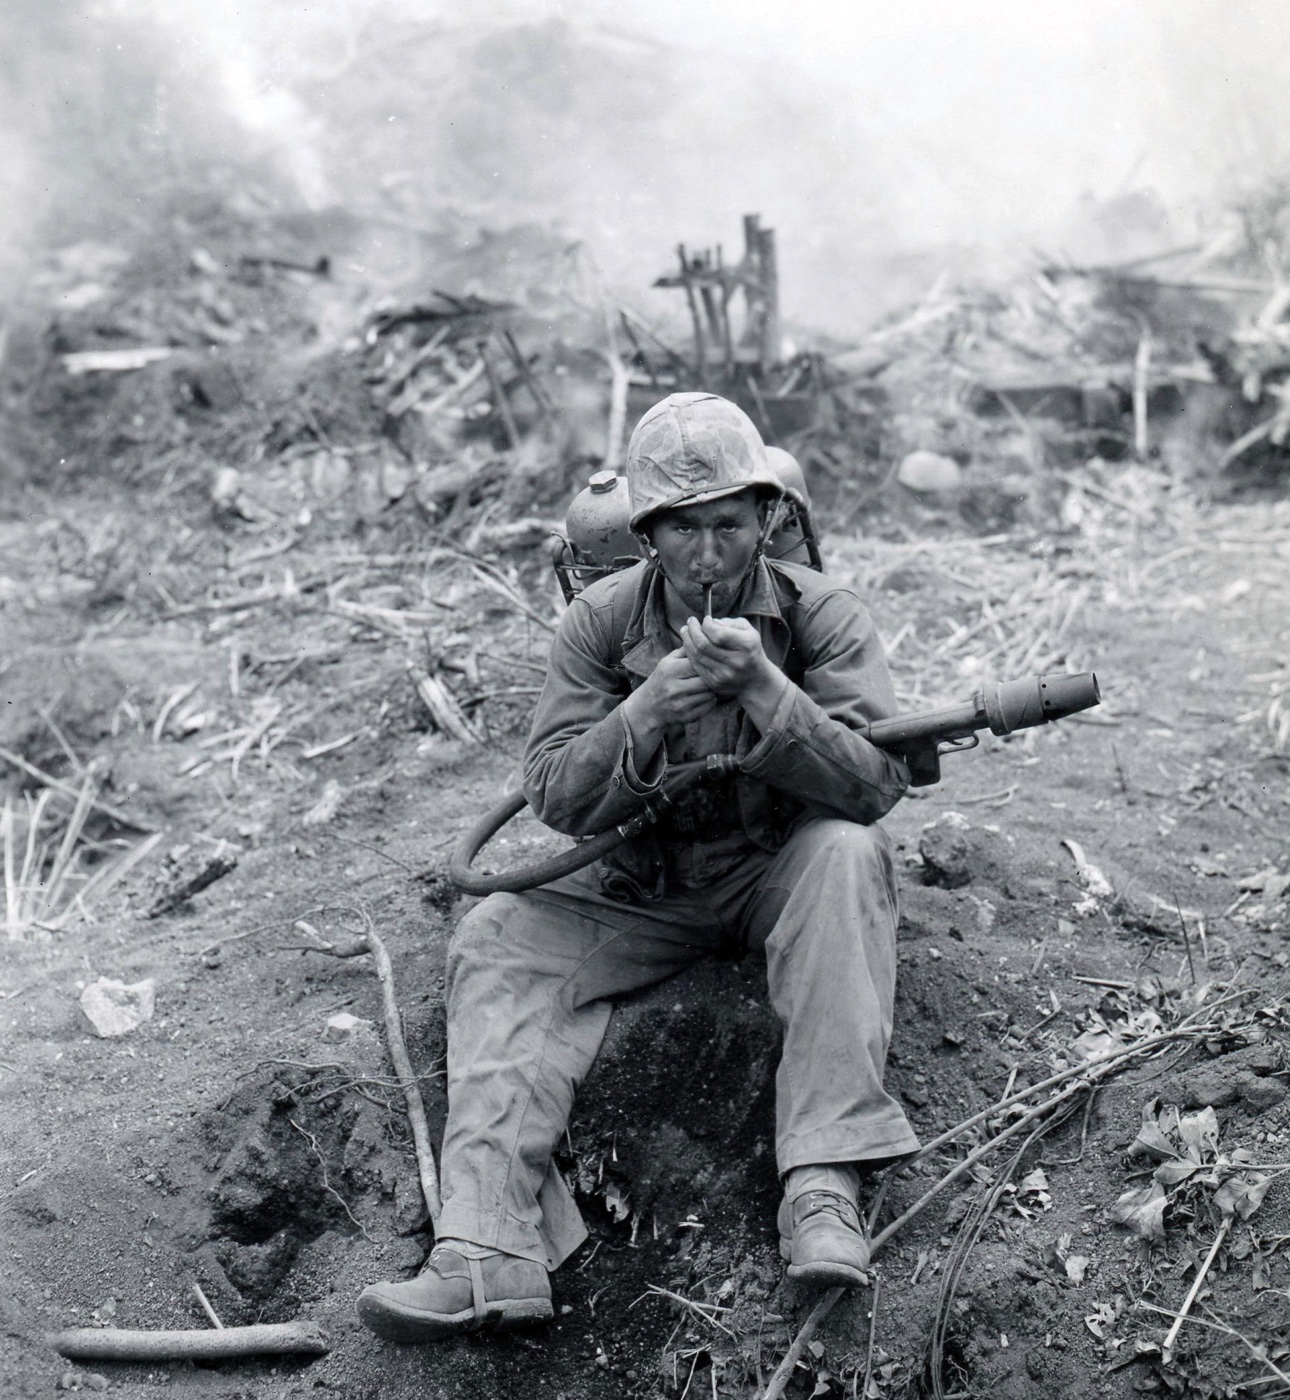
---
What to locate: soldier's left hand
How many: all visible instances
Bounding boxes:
[679,616,778,701]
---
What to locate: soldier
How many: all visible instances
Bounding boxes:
[358,392,917,1343]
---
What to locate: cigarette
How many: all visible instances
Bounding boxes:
[702,584,714,619]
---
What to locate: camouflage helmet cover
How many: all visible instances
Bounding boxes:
[625,392,784,531]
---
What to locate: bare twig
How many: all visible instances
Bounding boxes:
[1162,1216,1232,1353]
[758,1287,846,1400]
[637,1285,736,1339]
[191,1282,224,1329]
[860,1277,882,1400]
[361,919,442,1224]
[319,829,421,875]
[1172,891,1198,982]
[0,744,156,832]
[152,682,200,743]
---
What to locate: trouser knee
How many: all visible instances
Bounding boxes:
[446,892,528,990]
[794,818,893,880]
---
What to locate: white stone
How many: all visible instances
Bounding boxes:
[897,450,962,494]
[79,978,156,1038]
[323,1011,374,1044]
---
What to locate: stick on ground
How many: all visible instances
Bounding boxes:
[363,923,442,1224]
[47,1321,329,1362]
[758,1287,846,1400]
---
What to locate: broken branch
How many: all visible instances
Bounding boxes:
[362,921,442,1224]
[758,1287,846,1400]
[408,663,482,746]
[47,1320,329,1361]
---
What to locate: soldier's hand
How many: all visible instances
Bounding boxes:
[625,648,719,731]
[679,616,775,697]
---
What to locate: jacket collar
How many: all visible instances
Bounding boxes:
[618,558,798,680]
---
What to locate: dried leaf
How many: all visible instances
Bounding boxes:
[1110,1182,1168,1242]
[1130,1120,1180,1163]
[1085,1302,1117,1339]
[1020,1168,1049,1193]
[603,1181,631,1223]
[1071,1028,1118,1061]
[1212,1173,1272,1222]
[1176,1107,1220,1163]
[1154,1160,1203,1187]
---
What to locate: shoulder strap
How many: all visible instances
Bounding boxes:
[606,565,648,672]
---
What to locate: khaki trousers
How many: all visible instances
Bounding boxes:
[435,817,919,1268]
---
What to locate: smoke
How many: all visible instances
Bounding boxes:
[4,0,1290,329]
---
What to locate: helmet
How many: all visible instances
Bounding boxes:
[625,392,784,532]
[763,446,818,567]
[765,446,810,507]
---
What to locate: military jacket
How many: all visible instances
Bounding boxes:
[523,557,909,898]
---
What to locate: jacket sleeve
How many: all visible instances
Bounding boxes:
[739,587,909,824]
[522,594,664,837]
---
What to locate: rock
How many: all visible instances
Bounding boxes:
[1178,1069,1240,1109]
[79,978,156,1038]
[380,457,412,502]
[1238,1072,1288,1114]
[323,1011,374,1045]
[897,450,962,494]
[919,812,973,889]
[210,466,242,509]
[56,1370,108,1392]
[302,779,345,827]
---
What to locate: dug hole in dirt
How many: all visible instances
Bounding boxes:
[3,221,1290,1400]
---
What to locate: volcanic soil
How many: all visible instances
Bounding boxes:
[1,476,1288,1400]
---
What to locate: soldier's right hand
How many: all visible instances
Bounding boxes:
[625,648,718,730]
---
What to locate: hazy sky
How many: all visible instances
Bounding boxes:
[6,0,1290,328]
[176,0,1290,241]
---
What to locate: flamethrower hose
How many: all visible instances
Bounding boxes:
[449,757,738,896]
[449,672,1099,896]
[449,789,636,896]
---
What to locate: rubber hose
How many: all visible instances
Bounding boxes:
[449,788,630,896]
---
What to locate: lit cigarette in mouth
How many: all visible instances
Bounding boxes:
[702,583,714,619]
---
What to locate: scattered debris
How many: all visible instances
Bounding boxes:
[147,848,238,918]
[301,780,346,828]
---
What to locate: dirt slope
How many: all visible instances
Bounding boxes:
[1,480,1288,1400]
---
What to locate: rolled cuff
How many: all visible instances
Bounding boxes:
[776,1112,921,1175]
[618,708,667,797]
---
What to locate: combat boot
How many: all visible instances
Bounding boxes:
[777,1189,871,1287]
[357,1244,553,1344]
